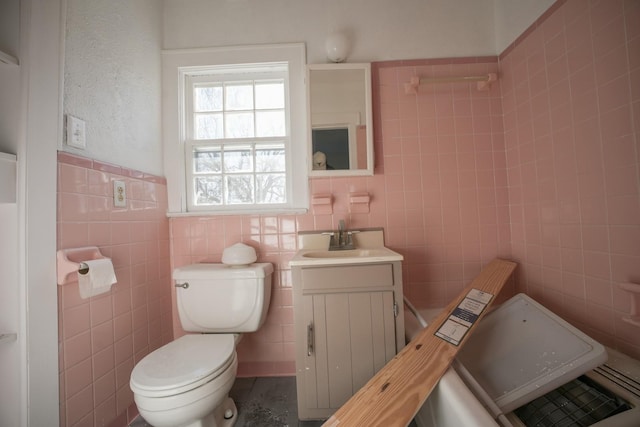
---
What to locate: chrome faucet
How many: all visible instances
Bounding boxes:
[325,220,356,251]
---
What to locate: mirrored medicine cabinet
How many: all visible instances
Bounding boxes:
[307,63,373,177]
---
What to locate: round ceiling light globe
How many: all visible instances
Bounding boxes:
[325,32,349,63]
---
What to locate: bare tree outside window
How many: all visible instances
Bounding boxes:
[192,143,286,206]
[187,70,291,210]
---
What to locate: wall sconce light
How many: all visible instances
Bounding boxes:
[325,31,349,63]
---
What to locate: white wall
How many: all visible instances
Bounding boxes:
[493,0,556,53]
[11,0,64,427]
[0,3,63,425]
[163,0,497,63]
[163,0,556,63]
[63,0,163,175]
[0,192,19,427]
[0,0,19,59]
[0,0,21,155]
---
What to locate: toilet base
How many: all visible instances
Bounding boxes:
[208,396,237,427]
[144,397,237,427]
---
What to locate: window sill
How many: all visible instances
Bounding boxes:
[166,208,308,218]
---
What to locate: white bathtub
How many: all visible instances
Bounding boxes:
[403,305,499,427]
[404,294,607,427]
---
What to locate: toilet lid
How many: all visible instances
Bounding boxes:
[130,334,235,397]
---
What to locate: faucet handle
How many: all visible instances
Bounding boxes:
[322,231,338,249]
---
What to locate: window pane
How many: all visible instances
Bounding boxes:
[223,146,253,172]
[193,147,222,173]
[255,81,285,109]
[185,63,294,211]
[194,176,223,205]
[256,111,285,137]
[255,145,285,172]
[225,83,253,111]
[195,113,223,139]
[225,112,255,138]
[226,175,254,204]
[256,173,286,203]
[194,85,223,112]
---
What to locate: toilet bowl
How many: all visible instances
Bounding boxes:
[131,334,238,427]
[129,259,273,427]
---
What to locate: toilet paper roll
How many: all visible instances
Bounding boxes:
[78,258,117,299]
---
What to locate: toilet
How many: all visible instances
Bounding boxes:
[130,254,273,427]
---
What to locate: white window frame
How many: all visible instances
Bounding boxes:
[162,43,309,215]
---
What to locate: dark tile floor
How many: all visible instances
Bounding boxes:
[130,376,417,427]
[230,376,323,427]
[129,376,321,427]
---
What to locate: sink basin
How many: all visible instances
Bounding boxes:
[302,249,391,259]
[290,246,403,266]
[290,229,403,266]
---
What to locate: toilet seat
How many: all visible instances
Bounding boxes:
[130,334,235,398]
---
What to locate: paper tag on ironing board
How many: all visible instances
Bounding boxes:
[435,288,493,346]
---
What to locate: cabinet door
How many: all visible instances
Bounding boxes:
[301,291,396,415]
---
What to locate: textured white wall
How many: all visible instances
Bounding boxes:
[64,0,163,175]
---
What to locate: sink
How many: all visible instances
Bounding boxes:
[290,246,403,266]
[290,229,403,266]
[302,249,391,259]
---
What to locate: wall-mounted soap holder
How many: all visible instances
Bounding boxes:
[311,194,333,215]
[619,282,640,328]
[57,246,107,285]
[349,192,371,213]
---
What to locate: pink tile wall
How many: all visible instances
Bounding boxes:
[373,59,512,308]
[57,152,172,427]
[171,57,512,377]
[500,0,640,357]
[170,215,300,377]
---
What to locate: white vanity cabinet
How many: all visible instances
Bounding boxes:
[292,261,405,420]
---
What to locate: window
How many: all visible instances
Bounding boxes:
[186,67,289,209]
[162,44,308,215]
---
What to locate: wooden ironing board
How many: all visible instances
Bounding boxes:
[323,258,517,427]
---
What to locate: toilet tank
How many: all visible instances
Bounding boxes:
[173,263,273,333]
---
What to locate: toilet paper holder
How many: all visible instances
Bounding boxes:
[57,246,108,285]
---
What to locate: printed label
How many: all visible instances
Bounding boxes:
[435,319,469,345]
[435,288,494,346]
[467,289,493,304]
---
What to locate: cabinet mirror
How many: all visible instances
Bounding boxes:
[307,63,373,177]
